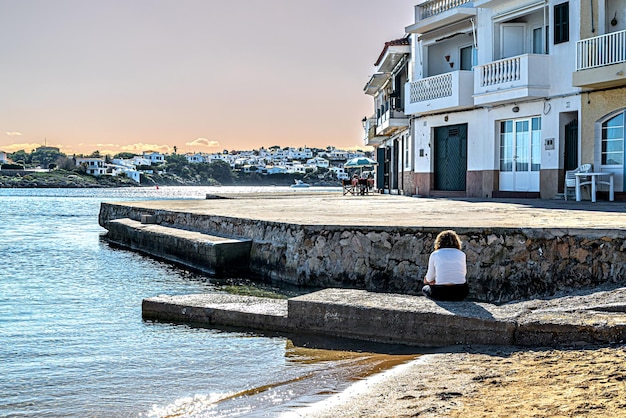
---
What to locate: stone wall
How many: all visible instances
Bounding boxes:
[99,203,626,303]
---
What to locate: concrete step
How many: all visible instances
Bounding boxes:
[106,218,251,275]
[142,293,290,331]
[141,288,626,347]
[287,289,515,346]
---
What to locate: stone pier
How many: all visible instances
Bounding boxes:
[99,193,626,303]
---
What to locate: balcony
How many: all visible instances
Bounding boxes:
[375,40,410,73]
[406,0,476,34]
[474,54,550,106]
[376,108,409,137]
[363,117,388,146]
[364,73,391,96]
[573,29,626,89]
[404,71,474,115]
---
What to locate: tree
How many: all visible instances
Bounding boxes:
[114,152,137,160]
[31,147,65,168]
[9,150,30,165]
[56,156,76,171]
[163,153,189,175]
[208,160,234,184]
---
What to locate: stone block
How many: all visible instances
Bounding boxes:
[141,214,157,224]
[106,218,251,275]
[287,289,515,346]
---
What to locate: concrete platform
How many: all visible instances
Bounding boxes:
[102,192,626,230]
[100,193,626,302]
[142,287,626,347]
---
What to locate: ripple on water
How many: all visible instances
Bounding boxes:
[0,187,409,417]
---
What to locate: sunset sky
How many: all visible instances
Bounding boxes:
[0,0,414,156]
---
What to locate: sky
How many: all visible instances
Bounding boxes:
[0,0,414,156]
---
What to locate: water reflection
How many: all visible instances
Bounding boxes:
[145,334,420,418]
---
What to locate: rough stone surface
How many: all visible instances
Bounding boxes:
[99,193,626,303]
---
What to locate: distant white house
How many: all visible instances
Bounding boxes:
[0,151,7,164]
[264,166,288,175]
[186,153,205,164]
[329,166,349,180]
[129,156,151,166]
[109,158,141,182]
[76,157,106,176]
[306,157,329,168]
[206,153,231,164]
[287,147,313,160]
[111,166,141,182]
[143,151,165,165]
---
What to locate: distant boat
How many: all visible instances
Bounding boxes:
[290,179,310,188]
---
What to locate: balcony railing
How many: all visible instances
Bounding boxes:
[417,0,472,20]
[474,54,550,106]
[376,108,408,136]
[409,73,453,103]
[576,29,626,71]
[405,71,474,114]
[478,56,521,87]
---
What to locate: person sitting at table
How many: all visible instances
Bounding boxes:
[351,174,359,187]
[422,230,469,301]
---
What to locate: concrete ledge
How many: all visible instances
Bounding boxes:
[142,287,626,347]
[288,289,516,346]
[107,218,251,275]
[142,294,290,332]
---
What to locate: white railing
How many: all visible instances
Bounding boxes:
[417,0,472,20]
[409,73,453,103]
[479,56,521,87]
[576,29,626,71]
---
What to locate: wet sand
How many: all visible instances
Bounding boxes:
[283,345,626,417]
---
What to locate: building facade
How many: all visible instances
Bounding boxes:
[364,0,625,199]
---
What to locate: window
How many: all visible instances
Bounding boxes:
[602,112,624,165]
[554,2,569,44]
[532,26,549,54]
[460,45,474,70]
[500,117,542,172]
[404,135,411,169]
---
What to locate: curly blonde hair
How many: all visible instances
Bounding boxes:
[434,230,462,250]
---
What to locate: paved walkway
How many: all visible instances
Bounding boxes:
[117,192,626,230]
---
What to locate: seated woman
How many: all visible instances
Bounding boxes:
[422,230,469,301]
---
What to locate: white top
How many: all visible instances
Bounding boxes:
[424,248,467,285]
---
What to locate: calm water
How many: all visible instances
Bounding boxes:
[0,186,412,417]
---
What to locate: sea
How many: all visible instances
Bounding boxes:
[0,186,417,418]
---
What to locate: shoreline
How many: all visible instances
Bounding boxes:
[281,343,626,417]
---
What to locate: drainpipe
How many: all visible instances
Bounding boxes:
[590,0,595,33]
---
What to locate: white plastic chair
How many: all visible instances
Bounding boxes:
[564,163,592,200]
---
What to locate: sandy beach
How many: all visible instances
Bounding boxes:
[282,344,626,417]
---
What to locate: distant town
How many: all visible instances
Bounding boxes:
[0,145,374,187]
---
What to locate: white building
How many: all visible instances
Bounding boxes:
[306,157,330,168]
[111,166,141,182]
[143,151,165,165]
[0,151,7,164]
[129,156,151,166]
[363,0,624,199]
[186,153,206,164]
[76,157,106,176]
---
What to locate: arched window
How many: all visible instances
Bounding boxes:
[601,111,624,166]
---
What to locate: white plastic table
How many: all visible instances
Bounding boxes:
[575,172,614,202]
